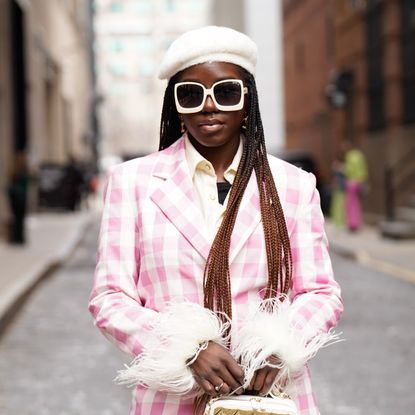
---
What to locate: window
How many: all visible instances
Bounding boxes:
[366,0,385,131]
[136,38,154,52]
[139,61,155,77]
[189,0,205,12]
[110,1,123,12]
[401,0,415,123]
[131,0,153,13]
[109,62,128,77]
[110,38,124,52]
[165,0,175,12]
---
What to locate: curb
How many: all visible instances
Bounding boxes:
[329,238,415,285]
[0,213,93,335]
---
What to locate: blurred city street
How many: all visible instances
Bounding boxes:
[0,213,414,414]
[1,1,415,415]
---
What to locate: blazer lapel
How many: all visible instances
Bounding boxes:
[150,142,298,268]
[228,159,300,263]
[229,171,261,264]
[150,139,211,261]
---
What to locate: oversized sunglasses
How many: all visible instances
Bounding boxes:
[174,79,248,114]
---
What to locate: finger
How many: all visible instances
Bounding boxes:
[253,368,268,392]
[216,381,230,395]
[215,366,243,394]
[249,372,257,390]
[196,376,216,396]
[209,375,230,396]
[225,358,245,384]
[210,351,244,393]
[233,383,244,395]
[259,368,279,396]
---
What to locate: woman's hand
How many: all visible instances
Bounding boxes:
[248,355,281,396]
[190,341,244,396]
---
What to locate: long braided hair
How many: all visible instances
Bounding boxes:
[159,66,292,322]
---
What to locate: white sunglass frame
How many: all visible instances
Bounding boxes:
[174,79,248,114]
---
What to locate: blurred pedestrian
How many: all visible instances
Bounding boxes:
[7,152,29,244]
[63,156,84,211]
[330,148,346,227]
[344,140,368,231]
[89,26,342,415]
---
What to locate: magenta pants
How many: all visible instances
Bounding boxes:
[345,180,363,230]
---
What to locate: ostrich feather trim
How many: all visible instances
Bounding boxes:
[232,297,341,394]
[115,301,229,395]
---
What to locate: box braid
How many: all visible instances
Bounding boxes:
[159,67,292,328]
[159,72,182,150]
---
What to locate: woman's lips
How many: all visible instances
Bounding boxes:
[198,120,224,133]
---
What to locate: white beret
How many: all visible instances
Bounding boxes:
[158,26,258,80]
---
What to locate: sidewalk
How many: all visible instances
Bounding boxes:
[0,210,93,330]
[325,220,415,284]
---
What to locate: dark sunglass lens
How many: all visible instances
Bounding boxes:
[214,82,242,106]
[177,84,203,108]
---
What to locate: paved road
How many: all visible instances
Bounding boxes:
[311,253,415,414]
[0,219,414,414]
[0,219,131,415]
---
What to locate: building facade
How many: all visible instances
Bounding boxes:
[283,0,336,180]
[283,0,415,222]
[93,0,212,162]
[0,0,95,239]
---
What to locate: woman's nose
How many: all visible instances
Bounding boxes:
[202,93,217,112]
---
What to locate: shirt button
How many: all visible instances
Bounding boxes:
[209,194,216,201]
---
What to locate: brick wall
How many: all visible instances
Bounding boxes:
[283,0,415,219]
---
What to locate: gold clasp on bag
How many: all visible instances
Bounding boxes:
[250,397,265,412]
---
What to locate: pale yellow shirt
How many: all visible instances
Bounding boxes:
[184,134,243,241]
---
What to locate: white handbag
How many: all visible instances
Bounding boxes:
[203,394,299,415]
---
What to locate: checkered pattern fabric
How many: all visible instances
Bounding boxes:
[89,137,343,415]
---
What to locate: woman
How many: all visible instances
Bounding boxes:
[330,149,346,228]
[344,141,368,231]
[89,26,343,415]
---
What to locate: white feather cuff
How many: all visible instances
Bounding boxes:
[115,301,229,395]
[232,297,341,393]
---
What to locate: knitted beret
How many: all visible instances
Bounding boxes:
[158,26,258,80]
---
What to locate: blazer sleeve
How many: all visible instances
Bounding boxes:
[289,172,343,337]
[88,166,158,357]
[88,164,227,394]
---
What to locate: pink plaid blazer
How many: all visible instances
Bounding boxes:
[89,137,343,415]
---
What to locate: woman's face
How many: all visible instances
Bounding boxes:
[176,62,246,150]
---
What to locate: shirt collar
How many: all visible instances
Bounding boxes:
[185,133,210,177]
[184,134,244,184]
